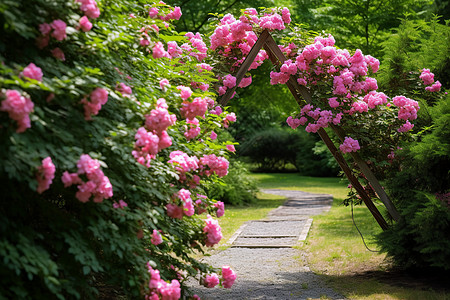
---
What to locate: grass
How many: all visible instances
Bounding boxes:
[219,172,449,300]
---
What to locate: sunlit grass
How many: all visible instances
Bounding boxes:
[221,172,450,300]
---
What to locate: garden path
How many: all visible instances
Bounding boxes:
[188,189,346,299]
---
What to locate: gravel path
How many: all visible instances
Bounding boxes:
[188,189,346,300]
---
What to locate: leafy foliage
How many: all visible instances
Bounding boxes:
[0,0,241,298]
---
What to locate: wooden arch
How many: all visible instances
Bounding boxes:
[219,30,401,230]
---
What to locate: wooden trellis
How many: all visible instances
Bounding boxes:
[219,30,401,230]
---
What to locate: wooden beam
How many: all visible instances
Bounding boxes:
[329,125,400,221]
[221,30,392,230]
[219,30,271,106]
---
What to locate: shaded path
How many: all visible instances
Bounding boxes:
[188,189,346,299]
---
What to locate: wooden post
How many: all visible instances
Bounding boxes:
[220,30,394,230]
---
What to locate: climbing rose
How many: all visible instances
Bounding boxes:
[21,63,43,81]
[398,120,414,132]
[113,199,128,209]
[180,97,208,119]
[166,203,184,219]
[51,48,65,61]
[214,201,225,218]
[160,78,170,90]
[62,154,113,203]
[177,85,192,100]
[79,16,93,32]
[77,0,100,19]
[226,144,236,152]
[203,215,222,247]
[223,74,236,88]
[145,98,176,133]
[82,87,109,120]
[419,68,434,85]
[184,118,201,140]
[200,154,229,177]
[425,81,441,92]
[210,131,217,140]
[153,42,168,59]
[151,229,163,245]
[339,137,360,153]
[50,20,67,41]
[36,157,56,194]
[222,266,237,288]
[116,83,132,97]
[0,89,34,133]
[204,273,220,288]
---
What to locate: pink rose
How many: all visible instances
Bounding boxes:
[51,20,67,41]
[79,16,93,32]
[22,63,43,81]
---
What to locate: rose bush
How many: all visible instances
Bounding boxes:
[0,1,239,298]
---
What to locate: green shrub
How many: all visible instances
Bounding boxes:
[0,0,238,298]
[205,160,258,205]
[239,126,339,176]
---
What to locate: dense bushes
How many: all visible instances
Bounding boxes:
[238,126,339,176]
[0,1,241,298]
[374,18,450,270]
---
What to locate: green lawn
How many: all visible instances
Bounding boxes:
[218,172,449,300]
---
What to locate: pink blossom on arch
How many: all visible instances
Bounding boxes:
[223,74,237,89]
[238,76,252,88]
[36,157,56,194]
[398,120,414,132]
[166,203,184,219]
[425,81,441,92]
[145,98,176,133]
[82,87,109,120]
[22,63,43,81]
[149,7,159,18]
[339,137,360,153]
[419,68,434,85]
[328,97,340,108]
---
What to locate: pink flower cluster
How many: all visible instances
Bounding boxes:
[180,97,209,119]
[1,89,34,133]
[203,266,236,289]
[21,63,43,81]
[392,96,419,132]
[148,5,182,21]
[76,0,100,19]
[113,199,128,209]
[221,266,237,288]
[37,20,67,49]
[147,265,181,300]
[133,99,176,167]
[81,87,109,120]
[214,201,225,218]
[116,82,132,97]
[184,118,201,140]
[420,69,441,92]
[339,137,360,153]
[200,154,229,178]
[61,154,113,203]
[185,32,208,61]
[151,229,163,245]
[203,215,223,247]
[36,157,56,194]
